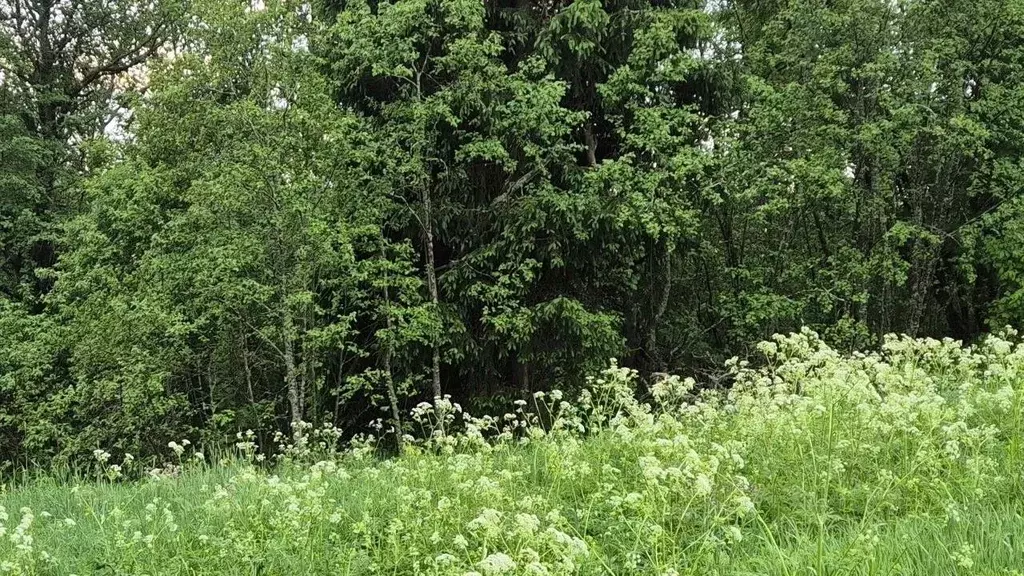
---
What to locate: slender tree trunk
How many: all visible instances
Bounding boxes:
[241,332,263,445]
[645,240,672,373]
[382,350,401,453]
[333,346,346,425]
[421,186,443,403]
[282,309,302,432]
[207,356,216,421]
[382,343,403,454]
[908,245,937,337]
[300,342,309,422]
[907,203,933,336]
[518,357,531,401]
[299,363,308,423]
[812,210,831,262]
[413,62,443,406]
[381,258,404,453]
[583,123,598,168]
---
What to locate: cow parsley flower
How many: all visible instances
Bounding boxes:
[479,552,516,574]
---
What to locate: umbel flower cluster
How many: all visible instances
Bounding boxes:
[2,329,1023,574]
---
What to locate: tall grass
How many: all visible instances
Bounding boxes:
[2,329,1023,574]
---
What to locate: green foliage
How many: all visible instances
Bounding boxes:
[4,0,1024,464]
[696,0,1024,355]
[0,0,184,301]
[35,0,437,459]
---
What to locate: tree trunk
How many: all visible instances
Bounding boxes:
[583,123,598,168]
[282,309,302,432]
[382,343,403,454]
[518,358,531,401]
[241,332,263,445]
[301,325,311,422]
[333,346,347,424]
[647,243,672,373]
[381,260,404,453]
[421,186,443,404]
[207,356,216,421]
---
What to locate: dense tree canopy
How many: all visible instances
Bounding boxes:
[2,0,1024,464]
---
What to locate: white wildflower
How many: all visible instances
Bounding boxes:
[435,553,457,565]
[515,513,541,535]
[479,552,516,574]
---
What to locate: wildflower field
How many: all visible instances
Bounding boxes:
[2,330,1023,575]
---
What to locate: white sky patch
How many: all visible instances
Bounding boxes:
[269,86,289,111]
[699,134,715,153]
[704,0,726,13]
[964,78,977,98]
[103,109,132,143]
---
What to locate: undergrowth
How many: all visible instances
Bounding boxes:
[2,329,1023,575]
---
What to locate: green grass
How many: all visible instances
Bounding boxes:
[2,331,1024,575]
[1,446,1021,575]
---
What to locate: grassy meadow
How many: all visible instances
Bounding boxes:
[2,330,1023,575]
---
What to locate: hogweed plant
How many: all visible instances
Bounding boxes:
[3,330,1024,574]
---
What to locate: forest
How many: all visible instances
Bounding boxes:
[2,0,1024,467]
